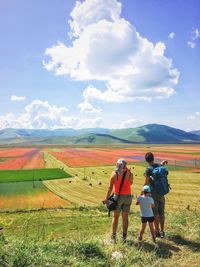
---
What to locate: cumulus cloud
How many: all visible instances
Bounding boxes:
[11,95,26,101]
[43,0,179,103]
[78,100,102,113]
[121,118,143,128]
[0,100,70,129]
[192,28,200,40]
[187,41,196,49]
[0,100,103,129]
[69,0,121,37]
[77,117,102,128]
[168,32,175,39]
[187,111,200,120]
[187,28,200,48]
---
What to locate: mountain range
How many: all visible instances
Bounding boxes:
[0,124,200,145]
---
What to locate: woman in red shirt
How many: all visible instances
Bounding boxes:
[103,159,133,242]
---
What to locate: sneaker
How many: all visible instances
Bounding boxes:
[122,233,127,243]
[155,232,161,238]
[160,231,165,238]
[111,234,116,244]
[152,236,156,243]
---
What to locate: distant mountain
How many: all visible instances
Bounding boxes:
[110,124,200,143]
[0,124,200,145]
[190,130,200,136]
[0,128,109,139]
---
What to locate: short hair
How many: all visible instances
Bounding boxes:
[145,152,154,163]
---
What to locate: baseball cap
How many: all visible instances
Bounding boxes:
[142,185,151,193]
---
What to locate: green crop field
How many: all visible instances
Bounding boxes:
[0,168,71,183]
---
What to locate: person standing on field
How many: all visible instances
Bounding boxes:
[144,152,168,238]
[136,185,156,242]
[103,159,133,243]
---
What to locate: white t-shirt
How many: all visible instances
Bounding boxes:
[137,195,154,217]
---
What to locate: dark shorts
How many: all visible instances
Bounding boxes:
[141,216,155,223]
[152,193,165,216]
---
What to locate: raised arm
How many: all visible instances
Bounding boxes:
[127,169,133,185]
[160,160,168,166]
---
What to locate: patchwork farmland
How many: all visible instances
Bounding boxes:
[0,145,200,211]
[0,145,200,266]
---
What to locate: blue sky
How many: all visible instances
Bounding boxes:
[0,0,199,130]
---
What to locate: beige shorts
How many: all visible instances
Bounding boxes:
[115,194,132,213]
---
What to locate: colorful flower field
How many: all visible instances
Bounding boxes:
[0,145,200,170]
[0,148,45,170]
[0,145,199,212]
[48,145,200,169]
[48,147,138,167]
[0,181,69,211]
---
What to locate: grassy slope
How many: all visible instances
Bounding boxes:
[110,128,145,142]
[0,209,200,266]
[0,168,71,183]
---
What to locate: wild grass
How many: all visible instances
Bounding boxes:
[0,208,200,266]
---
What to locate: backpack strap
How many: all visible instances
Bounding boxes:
[118,171,127,195]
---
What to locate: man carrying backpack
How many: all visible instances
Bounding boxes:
[144,152,169,238]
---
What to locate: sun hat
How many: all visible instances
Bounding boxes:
[142,185,151,193]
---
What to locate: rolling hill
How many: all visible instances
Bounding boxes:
[190,130,200,136]
[0,124,200,145]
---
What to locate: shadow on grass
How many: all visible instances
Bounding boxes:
[168,234,200,252]
[126,240,180,259]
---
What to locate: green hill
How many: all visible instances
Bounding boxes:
[0,124,200,145]
[110,124,200,143]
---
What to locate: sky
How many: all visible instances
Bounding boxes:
[0,0,199,131]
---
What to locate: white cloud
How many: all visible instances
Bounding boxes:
[43,0,179,103]
[77,117,102,128]
[78,100,102,113]
[187,41,196,49]
[187,28,200,48]
[0,100,103,129]
[69,0,121,37]
[187,111,200,121]
[0,100,70,129]
[168,32,175,39]
[121,118,143,128]
[11,95,26,101]
[187,115,195,120]
[192,28,200,40]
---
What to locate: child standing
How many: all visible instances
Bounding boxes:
[136,185,156,242]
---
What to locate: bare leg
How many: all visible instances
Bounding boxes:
[160,214,165,232]
[154,214,160,235]
[112,210,120,237]
[138,223,146,240]
[122,211,129,237]
[148,222,156,242]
